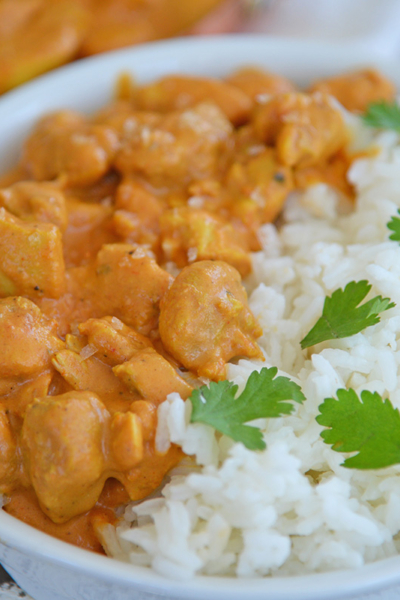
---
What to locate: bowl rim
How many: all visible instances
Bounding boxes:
[3,507,400,600]
[0,32,395,114]
[1,33,400,600]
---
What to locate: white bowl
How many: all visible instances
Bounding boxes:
[1,34,400,600]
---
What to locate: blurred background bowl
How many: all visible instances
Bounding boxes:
[0,0,259,94]
[4,0,400,94]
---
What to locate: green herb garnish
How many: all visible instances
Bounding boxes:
[300,280,394,349]
[363,101,400,131]
[387,210,400,241]
[189,367,305,450]
[317,388,400,469]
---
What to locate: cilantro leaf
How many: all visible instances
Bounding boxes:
[362,101,400,131]
[189,367,305,450]
[316,388,400,469]
[387,209,400,242]
[300,280,395,349]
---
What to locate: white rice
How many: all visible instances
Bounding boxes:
[104,114,400,579]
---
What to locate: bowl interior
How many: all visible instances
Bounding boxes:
[1,34,400,600]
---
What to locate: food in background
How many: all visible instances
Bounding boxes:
[0,0,246,93]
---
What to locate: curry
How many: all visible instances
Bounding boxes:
[0,65,394,553]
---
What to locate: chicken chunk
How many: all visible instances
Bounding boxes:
[110,411,143,470]
[294,149,354,199]
[160,207,251,277]
[159,260,264,380]
[226,66,295,101]
[0,208,65,298]
[0,406,17,493]
[78,316,153,367]
[93,100,141,134]
[115,176,164,215]
[225,148,294,246]
[112,176,164,249]
[309,68,396,113]
[135,75,253,125]
[21,110,119,187]
[1,372,52,418]
[22,391,110,523]
[52,348,139,413]
[129,400,157,440]
[114,103,233,188]
[0,180,67,232]
[113,347,192,404]
[93,244,173,335]
[252,92,348,168]
[112,432,183,502]
[0,297,63,394]
[21,385,181,522]
[63,198,114,268]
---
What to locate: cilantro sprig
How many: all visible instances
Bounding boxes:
[362,101,400,131]
[189,367,305,450]
[317,388,400,469]
[300,280,395,349]
[387,210,400,242]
